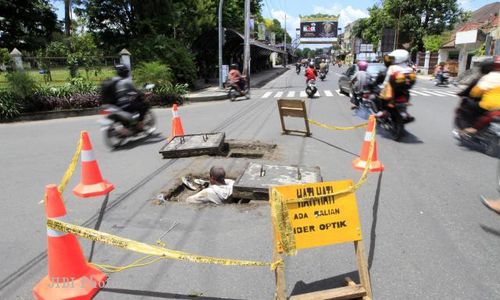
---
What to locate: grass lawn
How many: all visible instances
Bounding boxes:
[0,68,115,88]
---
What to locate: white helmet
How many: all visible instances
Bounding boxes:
[389,49,409,64]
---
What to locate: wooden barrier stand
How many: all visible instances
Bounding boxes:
[277,99,311,137]
[270,180,372,300]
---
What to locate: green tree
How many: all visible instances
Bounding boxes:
[263,18,291,44]
[134,61,173,87]
[0,48,10,67]
[423,35,444,52]
[0,0,59,52]
[356,0,467,52]
[66,33,102,78]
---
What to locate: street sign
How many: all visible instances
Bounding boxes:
[222,65,229,83]
[360,44,373,53]
[271,180,362,250]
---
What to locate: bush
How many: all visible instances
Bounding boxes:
[6,71,38,99]
[134,61,173,87]
[135,36,197,85]
[0,90,21,120]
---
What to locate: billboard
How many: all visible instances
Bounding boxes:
[300,15,339,44]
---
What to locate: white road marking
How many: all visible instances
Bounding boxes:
[274,91,283,98]
[410,90,431,96]
[422,90,446,97]
[428,90,457,97]
[336,89,342,96]
[287,91,295,97]
[300,91,307,97]
[261,91,272,98]
[324,90,334,97]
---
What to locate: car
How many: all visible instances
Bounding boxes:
[338,63,387,96]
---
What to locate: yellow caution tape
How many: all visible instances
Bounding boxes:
[308,119,368,131]
[272,120,377,255]
[47,219,283,271]
[39,133,82,204]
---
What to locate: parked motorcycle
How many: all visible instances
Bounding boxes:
[227,77,249,101]
[305,80,317,98]
[453,98,500,157]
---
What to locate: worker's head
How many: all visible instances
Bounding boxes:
[230,63,239,70]
[480,58,494,74]
[209,166,226,185]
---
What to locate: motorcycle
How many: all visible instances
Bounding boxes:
[296,65,301,74]
[227,77,249,101]
[453,98,500,157]
[435,71,450,86]
[359,84,415,141]
[319,71,326,81]
[98,84,157,149]
[305,79,317,98]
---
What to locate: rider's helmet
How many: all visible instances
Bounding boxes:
[230,63,239,70]
[309,62,315,68]
[479,58,494,74]
[389,49,410,65]
[493,56,500,71]
[357,60,368,71]
[115,64,130,78]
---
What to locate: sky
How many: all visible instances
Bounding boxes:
[51,0,499,49]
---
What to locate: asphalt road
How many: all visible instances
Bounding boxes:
[1,66,499,299]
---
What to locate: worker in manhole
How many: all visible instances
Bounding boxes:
[186,166,234,204]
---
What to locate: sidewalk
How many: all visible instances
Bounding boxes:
[186,66,289,102]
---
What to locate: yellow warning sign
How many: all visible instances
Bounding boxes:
[271,180,362,250]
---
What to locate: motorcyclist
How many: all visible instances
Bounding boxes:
[296,61,302,73]
[434,62,449,84]
[460,55,500,135]
[350,60,369,108]
[319,59,328,74]
[377,49,416,118]
[113,64,148,126]
[305,62,317,83]
[227,63,244,92]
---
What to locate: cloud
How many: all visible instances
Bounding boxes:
[458,0,472,10]
[312,5,368,28]
[270,9,301,40]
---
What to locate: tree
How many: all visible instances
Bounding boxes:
[263,18,291,44]
[0,0,59,52]
[66,33,102,78]
[356,0,467,52]
[423,35,444,52]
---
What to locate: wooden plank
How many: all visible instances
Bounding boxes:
[289,285,366,300]
[354,240,373,299]
[273,227,286,300]
[281,108,306,118]
[278,99,304,108]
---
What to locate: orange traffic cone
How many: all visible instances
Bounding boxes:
[73,131,114,198]
[33,184,107,299]
[352,115,384,172]
[169,104,185,140]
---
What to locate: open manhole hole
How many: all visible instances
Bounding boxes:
[223,140,278,159]
[154,174,245,205]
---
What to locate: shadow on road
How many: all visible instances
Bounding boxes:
[378,129,423,144]
[368,172,383,271]
[112,133,166,151]
[289,271,359,296]
[309,136,358,157]
[101,288,244,300]
[480,224,500,238]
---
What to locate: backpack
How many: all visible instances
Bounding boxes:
[100,78,119,104]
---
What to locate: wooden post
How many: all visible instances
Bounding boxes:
[354,240,372,300]
[273,228,286,300]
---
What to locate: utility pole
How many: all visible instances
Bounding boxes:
[394,7,402,50]
[218,0,224,89]
[284,13,287,66]
[243,0,251,86]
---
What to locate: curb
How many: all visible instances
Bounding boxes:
[2,108,100,123]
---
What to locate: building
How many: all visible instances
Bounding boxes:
[439,2,500,75]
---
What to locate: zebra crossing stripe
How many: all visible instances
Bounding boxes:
[422,90,446,97]
[274,91,283,98]
[300,91,307,97]
[287,91,295,97]
[262,91,272,98]
[336,89,342,96]
[411,90,431,96]
[324,90,334,97]
[430,90,456,97]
